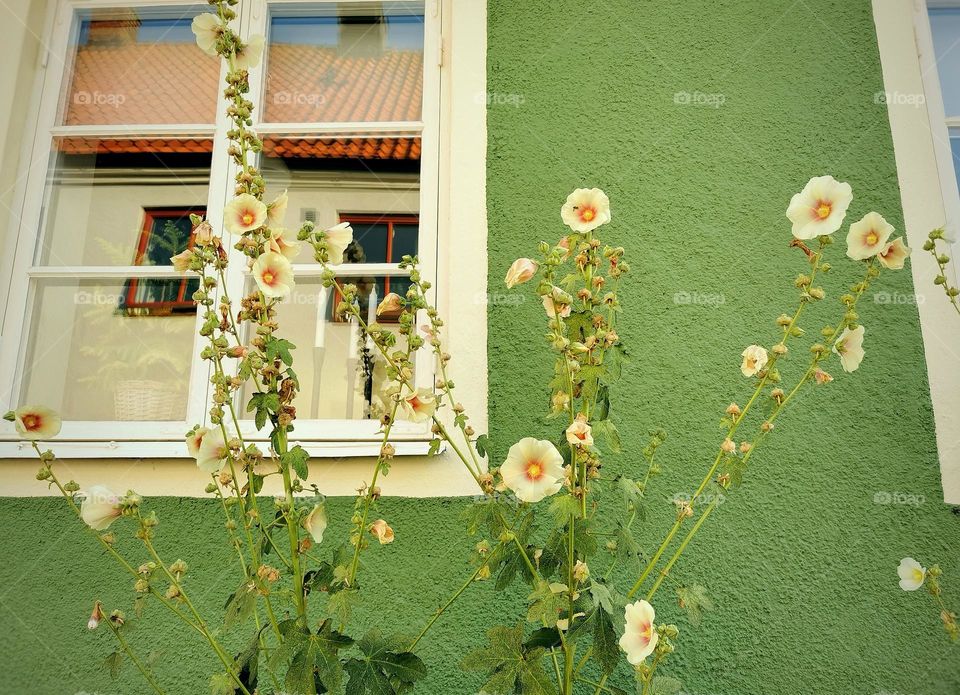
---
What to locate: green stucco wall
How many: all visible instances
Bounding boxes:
[1,0,958,693]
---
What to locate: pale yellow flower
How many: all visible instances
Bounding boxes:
[833,325,865,373]
[302,504,328,544]
[369,519,395,544]
[13,405,61,440]
[846,212,893,260]
[252,252,295,298]
[500,437,565,503]
[80,485,122,531]
[377,292,403,316]
[191,13,221,56]
[786,175,853,239]
[234,34,265,70]
[740,345,768,377]
[619,600,659,665]
[898,557,926,591]
[561,188,611,233]
[877,237,911,270]
[268,227,301,261]
[565,414,593,448]
[505,258,538,289]
[224,193,267,234]
[324,222,354,265]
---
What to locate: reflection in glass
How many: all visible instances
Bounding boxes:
[20,279,196,421]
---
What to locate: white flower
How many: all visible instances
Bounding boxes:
[252,252,296,298]
[561,188,611,233]
[80,485,123,531]
[833,325,865,373]
[505,258,538,288]
[399,387,437,423]
[191,13,221,56]
[619,600,659,665]
[740,345,768,377]
[13,405,61,440]
[565,414,593,448]
[186,427,209,457]
[369,519,395,544]
[196,428,228,473]
[898,557,926,591]
[324,222,354,265]
[268,227,301,261]
[302,504,328,544]
[499,437,565,503]
[846,212,893,260]
[224,193,267,234]
[267,190,288,228]
[234,34,265,71]
[878,237,911,270]
[786,175,853,239]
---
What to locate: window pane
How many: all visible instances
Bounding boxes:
[61,6,220,126]
[240,276,410,421]
[37,137,211,265]
[930,8,960,118]
[264,2,424,123]
[259,135,420,264]
[19,279,196,421]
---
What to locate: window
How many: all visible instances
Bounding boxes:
[0,0,442,455]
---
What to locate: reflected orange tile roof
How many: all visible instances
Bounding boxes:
[61,39,422,161]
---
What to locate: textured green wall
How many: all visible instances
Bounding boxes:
[1,0,959,693]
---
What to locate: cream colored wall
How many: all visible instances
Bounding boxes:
[0,0,488,499]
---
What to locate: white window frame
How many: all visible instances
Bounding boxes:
[0,0,446,458]
[873,0,960,503]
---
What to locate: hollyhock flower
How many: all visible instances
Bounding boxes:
[558,236,572,260]
[400,387,437,423]
[88,601,105,630]
[268,227,300,261]
[224,193,267,234]
[561,188,611,233]
[619,600,659,665]
[846,212,893,260]
[80,485,123,531]
[833,325,865,373]
[786,175,853,239]
[878,237,911,270]
[324,222,354,265]
[193,220,215,246]
[170,249,193,272]
[813,368,833,385]
[234,34,265,70]
[377,292,403,316]
[505,258,538,288]
[542,286,572,318]
[186,427,209,457]
[267,190,288,228]
[191,13,221,56]
[566,414,593,448]
[302,504,328,544]
[898,557,926,591]
[499,437,565,503]
[740,345,768,377]
[13,405,61,440]
[252,252,295,298]
[196,428,228,473]
[369,519,395,544]
[573,560,590,583]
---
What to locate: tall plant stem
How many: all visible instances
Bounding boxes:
[409,562,485,650]
[105,618,166,695]
[276,427,308,629]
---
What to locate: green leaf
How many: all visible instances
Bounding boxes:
[522,627,562,651]
[223,581,258,631]
[427,438,442,457]
[593,385,611,421]
[593,608,619,676]
[592,419,622,453]
[615,476,643,510]
[462,624,557,695]
[283,445,310,481]
[475,434,490,458]
[234,629,261,693]
[344,629,426,695]
[527,580,565,627]
[104,650,122,680]
[676,583,713,627]
[266,337,297,366]
[327,588,359,626]
[547,495,580,528]
[209,672,235,695]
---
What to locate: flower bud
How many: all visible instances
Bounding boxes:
[87,601,105,630]
[720,438,735,454]
[725,403,741,417]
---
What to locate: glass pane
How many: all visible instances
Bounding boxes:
[61,6,220,126]
[930,8,960,118]
[38,137,211,265]
[240,276,410,421]
[263,2,424,123]
[19,279,196,421]
[258,135,420,264]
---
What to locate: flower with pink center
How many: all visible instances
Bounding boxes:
[253,252,295,298]
[400,387,437,423]
[505,258,538,289]
[565,414,593,448]
[268,227,301,261]
[186,427,210,457]
[499,437,565,503]
[234,34,265,70]
[619,600,659,664]
[196,428,228,474]
[877,237,911,270]
[13,405,61,440]
[191,13,221,56]
[224,193,267,234]
[80,485,123,531]
[833,325,865,373]
[267,190,288,228]
[786,175,853,239]
[561,188,611,233]
[846,212,893,260]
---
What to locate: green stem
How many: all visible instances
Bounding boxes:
[105,618,166,695]
[276,428,308,629]
[409,563,484,650]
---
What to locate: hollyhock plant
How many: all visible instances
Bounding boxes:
[369,519,395,544]
[323,221,354,264]
[740,344,768,377]
[786,174,853,239]
[878,237,911,270]
[400,387,437,423]
[224,193,267,234]
[233,34,265,71]
[80,485,123,531]
[898,558,959,641]
[185,427,209,457]
[504,258,538,288]
[11,405,61,440]
[252,251,295,298]
[266,189,288,228]
[191,13,220,56]
[846,212,893,260]
[833,325,865,373]
[898,557,926,591]
[268,227,300,261]
[619,600,659,665]
[499,437,565,503]
[195,428,227,473]
[561,187,611,232]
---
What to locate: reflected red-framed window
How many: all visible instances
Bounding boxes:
[332,213,419,324]
[122,208,204,314]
